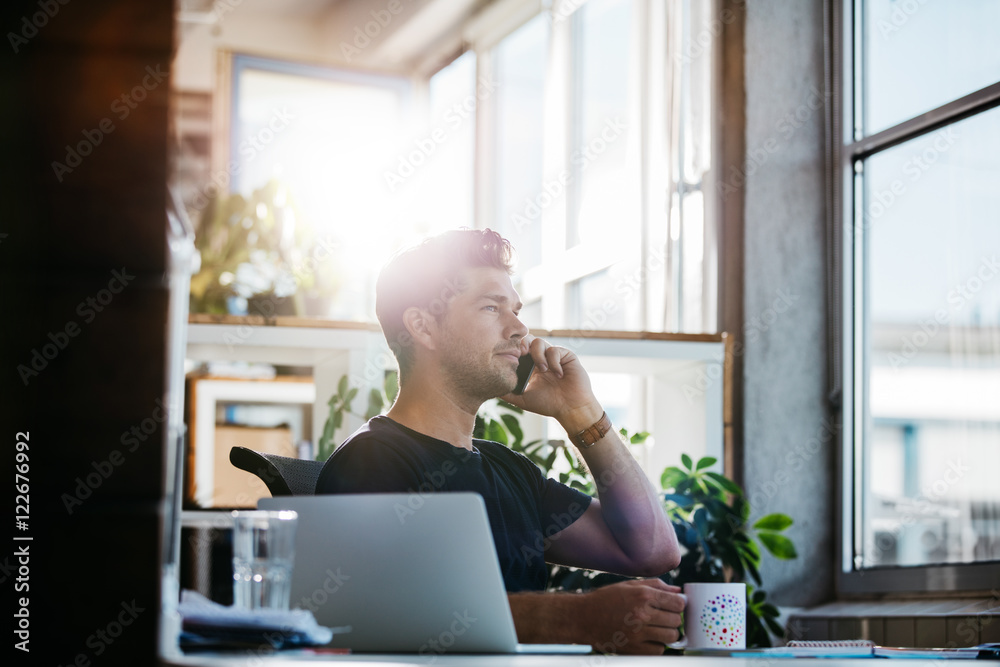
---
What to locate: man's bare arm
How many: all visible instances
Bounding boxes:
[502,337,680,575]
[544,410,681,576]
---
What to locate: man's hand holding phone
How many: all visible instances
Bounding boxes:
[503,336,602,435]
[513,354,534,394]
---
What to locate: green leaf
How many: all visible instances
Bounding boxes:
[544,450,557,470]
[674,477,697,496]
[368,388,384,413]
[487,420,508,445]
[757,531,798,559]
[692,507,709,533]
[681,453,693,470]
[500,413,523,443]
[660,467,687,490]
[732,496,751,522]
[738,537,760,559]
[337,375,348,397]
[332,411,342,429]
[523,439,546,458]
[384,372,399,401]
[701,474,727,496]
[764,613,786,639]
[629,431,650,444]
[662,493,694,509]
[345,387,358,408]
[753,513,794,532]
[695,456,717,470]
[704,471,743,496]
[317,418,336,461]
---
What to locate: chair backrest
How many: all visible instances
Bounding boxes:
[229,446,325,497]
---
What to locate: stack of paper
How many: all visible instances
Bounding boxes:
[178,590,349,650]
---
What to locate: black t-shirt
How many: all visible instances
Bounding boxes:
[314,415,593,592]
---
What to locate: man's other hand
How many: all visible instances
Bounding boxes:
[577,579,685,655]
[508,579,685,654]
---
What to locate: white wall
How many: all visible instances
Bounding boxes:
[175,12,330,92]
[742,0,833,607]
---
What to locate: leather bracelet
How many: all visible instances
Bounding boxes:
[571,411,612,449]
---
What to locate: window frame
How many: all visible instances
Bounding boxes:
[834,0,1000,596]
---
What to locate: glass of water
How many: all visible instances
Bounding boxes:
[231,510,298,611]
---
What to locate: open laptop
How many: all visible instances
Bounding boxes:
[259,493,592,656]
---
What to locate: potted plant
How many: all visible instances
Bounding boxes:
[189,179,338,317]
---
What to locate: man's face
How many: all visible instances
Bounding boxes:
[433,266,528,401]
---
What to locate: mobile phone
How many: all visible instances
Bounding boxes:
[513,354,534,394]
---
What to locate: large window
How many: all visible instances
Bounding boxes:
[222,55,413,320]
[472,0,717,334]
[839,0,1000,593]
[218,54,476,322]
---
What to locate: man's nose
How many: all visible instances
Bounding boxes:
[506,312,529,340]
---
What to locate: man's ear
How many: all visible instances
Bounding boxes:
[401,307,437,352]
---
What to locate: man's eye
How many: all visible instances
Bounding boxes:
[484,305,498,312]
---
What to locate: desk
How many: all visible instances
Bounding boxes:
[166,652,956,666]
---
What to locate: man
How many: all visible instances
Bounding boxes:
[316,229,684,654]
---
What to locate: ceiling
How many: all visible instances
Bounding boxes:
[178,0,349,20]
[177,0,487,73]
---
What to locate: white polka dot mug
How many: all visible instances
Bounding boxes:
[681,582,746,649]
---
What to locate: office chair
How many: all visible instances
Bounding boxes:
[229,446,324,496]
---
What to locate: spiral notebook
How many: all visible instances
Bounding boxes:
[728,639,992,659]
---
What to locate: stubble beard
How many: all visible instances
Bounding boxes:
[441,341,519,402]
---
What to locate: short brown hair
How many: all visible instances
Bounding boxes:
[376,228,515,378]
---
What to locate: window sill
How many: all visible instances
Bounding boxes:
[786,598,1000,647]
